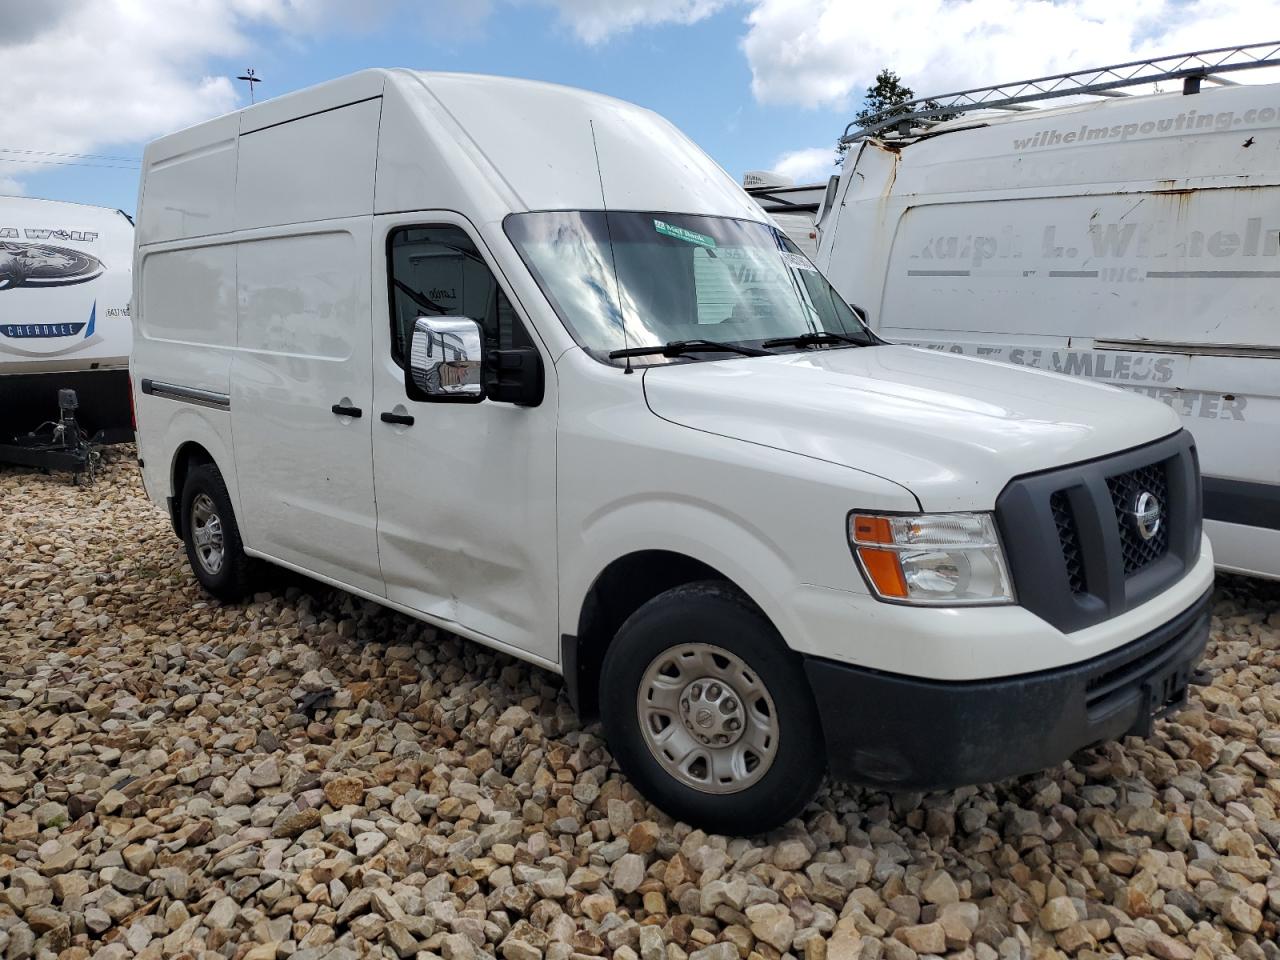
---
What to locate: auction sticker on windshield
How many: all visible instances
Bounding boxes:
[780,251,817,272]
[654,219,716,248]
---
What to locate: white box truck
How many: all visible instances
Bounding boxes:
[1,197,134,445]
[814,44,1280,581]
[133,70,1213,832]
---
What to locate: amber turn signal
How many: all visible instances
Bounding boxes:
[856,546,909,598]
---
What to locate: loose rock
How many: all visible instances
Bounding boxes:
[0,452,1276,960]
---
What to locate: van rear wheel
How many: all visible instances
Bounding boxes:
[599,581,825,834]
[181,463,255,602]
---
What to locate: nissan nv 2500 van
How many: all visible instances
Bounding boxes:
[132,71,1213,833]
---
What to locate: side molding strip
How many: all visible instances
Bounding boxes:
[1203,476,1280,531]
[139,379,231,411]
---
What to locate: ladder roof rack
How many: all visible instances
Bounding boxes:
[841,41,1280,145]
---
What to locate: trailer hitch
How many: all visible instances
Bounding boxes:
[0,388,104,482]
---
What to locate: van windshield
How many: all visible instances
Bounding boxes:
[504,211,874,365]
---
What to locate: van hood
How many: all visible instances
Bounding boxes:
[642,345,1183,511]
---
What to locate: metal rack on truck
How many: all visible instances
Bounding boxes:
[844,41,1280,143]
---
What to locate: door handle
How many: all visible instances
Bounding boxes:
[331,404,363,418]
[380,412,415,426]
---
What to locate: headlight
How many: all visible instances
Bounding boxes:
[848,512,1015,605]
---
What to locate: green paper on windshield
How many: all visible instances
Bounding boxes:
[654,219,716,248]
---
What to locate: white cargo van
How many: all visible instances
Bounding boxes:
[1,197,134,443]
[815,45,1280,580]
[133,70,1213,832]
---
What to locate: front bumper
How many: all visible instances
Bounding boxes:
[805,588,1211,791]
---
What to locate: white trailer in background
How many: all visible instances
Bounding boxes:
[743,172,829,259]
[0,197,134,445]
[814,43,1280,579]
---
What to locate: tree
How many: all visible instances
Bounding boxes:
[837,67,952,163]
[855,69,919,129]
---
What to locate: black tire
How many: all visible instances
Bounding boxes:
[599,580,825,834]
[180,462,255,602]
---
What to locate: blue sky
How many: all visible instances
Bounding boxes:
[8,4,851,215]
[6,0,1277,215]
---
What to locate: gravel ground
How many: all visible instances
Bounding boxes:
[2,450,1279,960]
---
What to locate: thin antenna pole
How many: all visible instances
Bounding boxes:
[237,68,262,105]
[589,120,633,375]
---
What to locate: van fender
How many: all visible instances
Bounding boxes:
[161,407,241,530]
[562,493,818,658]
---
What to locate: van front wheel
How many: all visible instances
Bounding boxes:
[180,463,255,602]
[599,581,825,834]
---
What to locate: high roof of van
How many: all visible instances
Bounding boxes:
[137,69,763,247]
[918,79,1280,138]
[826,80,1280,207]
[850,80,1280,174]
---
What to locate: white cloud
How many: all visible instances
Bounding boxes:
[772,146,836,182]
[0,0,730,196]
[0,0,344,195]
[0,176,26,197]
[741,0,1280,108]
[529,0,734,44]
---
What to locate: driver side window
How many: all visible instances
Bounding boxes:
[388,225,532,366]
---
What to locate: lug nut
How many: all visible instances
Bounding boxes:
[707,683,721,699]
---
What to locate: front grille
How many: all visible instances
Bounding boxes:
[1050,492,1086,595]
[994,430,1198,633]
[1106,461,1170,576]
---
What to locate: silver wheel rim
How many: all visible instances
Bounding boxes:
[637,643,779,794]
[190,493,225,576]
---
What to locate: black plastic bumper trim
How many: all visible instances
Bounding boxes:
[805,588,1211,791]
[139,378,230,411]
[1203,476,1280,531]
[559,633,582,714]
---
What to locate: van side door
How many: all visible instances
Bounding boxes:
[228,99,384,595]
[370,213,558,662]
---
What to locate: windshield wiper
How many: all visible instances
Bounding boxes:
[608,339,773,360]
[761,331,868,350]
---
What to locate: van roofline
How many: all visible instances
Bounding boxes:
[842,41,1280,145]
[146,68,651,150]
[387,68,646,106]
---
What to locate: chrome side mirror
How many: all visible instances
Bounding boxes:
[407,316,485,402]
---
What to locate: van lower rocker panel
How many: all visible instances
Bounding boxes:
[806,589,1211,790]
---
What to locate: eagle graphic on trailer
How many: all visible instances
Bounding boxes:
[0,197,134,444]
